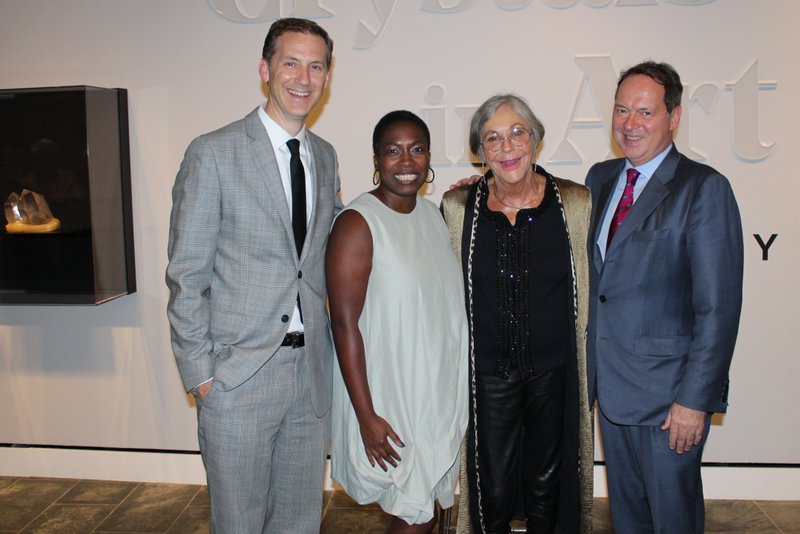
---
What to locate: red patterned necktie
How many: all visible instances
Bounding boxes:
[606,168,640,251]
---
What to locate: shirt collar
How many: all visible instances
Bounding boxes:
[258,104,307,150]
[625,143,673,179]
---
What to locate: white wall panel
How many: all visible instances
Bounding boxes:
[0,0,797,490]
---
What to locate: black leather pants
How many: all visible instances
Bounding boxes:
[474,365,565,534]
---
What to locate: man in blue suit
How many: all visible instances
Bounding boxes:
[586,61,743,533]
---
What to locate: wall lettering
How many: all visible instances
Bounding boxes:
[356,0,397,49]
[207,0,332,22]
[420,84,478,166]
[726,60,777,162]
[754,234,778,261]
[209,0,718,37]
[206,1,774,168]
[550,55,617,164]
[549,56,777,165]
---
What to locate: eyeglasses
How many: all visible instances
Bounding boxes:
[481,127,532,152]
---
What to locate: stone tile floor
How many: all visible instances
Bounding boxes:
[1,476,798,533]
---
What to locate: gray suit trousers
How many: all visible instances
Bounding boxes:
[197,346,330,534]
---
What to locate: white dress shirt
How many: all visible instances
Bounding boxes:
[258,104,315,332]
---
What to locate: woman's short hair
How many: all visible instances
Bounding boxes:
[468,94,545,157]
[372,110,431,157]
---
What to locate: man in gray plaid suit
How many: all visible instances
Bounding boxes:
[166,18,342,533]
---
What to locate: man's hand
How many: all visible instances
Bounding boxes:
[194,380,213,403]
[661,402,707,454]
[449,174,482,190]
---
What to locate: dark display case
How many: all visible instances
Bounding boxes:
[0,86,135,304]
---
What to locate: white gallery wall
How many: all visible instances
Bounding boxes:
[1,0,798,498]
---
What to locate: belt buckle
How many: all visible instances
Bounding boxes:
[287,332,303,348]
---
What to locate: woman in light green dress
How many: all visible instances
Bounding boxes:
[327,110,469,534]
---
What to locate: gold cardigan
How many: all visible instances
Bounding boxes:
[441,176,594,533]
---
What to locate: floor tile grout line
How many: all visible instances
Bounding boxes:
[90,480,142,534]
[26,501,120,534]
[752,499,785,533]
[0,477,21,496]
[321,494,329,520]
[163,484,204,534]
[90,498,131,533]
[14,477,81,533]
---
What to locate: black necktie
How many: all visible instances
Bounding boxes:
[286,138,306,258]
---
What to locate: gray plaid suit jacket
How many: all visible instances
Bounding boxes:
[167,107,342,417]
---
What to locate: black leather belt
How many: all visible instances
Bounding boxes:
[281,332,305,348]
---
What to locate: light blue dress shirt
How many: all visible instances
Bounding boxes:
[596,144,673,261]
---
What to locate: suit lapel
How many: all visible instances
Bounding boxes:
[605,177,668,254]
[303,132,327,264]
[592,160,624,272]
[245,109,295,256]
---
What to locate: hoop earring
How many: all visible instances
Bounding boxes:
[373,169,380,185]
[425,167,435,184]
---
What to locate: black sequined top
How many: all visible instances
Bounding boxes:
[472,171,571,379]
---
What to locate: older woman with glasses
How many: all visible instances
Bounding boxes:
[441,94,593,534]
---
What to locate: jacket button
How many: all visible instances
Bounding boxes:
[281,314,289,323]
[298,271,303,279]
[599,295,607,303]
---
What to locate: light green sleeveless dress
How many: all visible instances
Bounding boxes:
[331,192,469,524]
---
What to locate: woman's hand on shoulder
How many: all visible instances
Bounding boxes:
[449,174,482,190]
[359,413,404,471]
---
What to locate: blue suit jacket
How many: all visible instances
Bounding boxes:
[586,145,743,426]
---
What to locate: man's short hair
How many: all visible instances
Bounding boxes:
[262,18,333,68]
[617,61,683,113]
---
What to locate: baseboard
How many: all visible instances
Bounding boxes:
[0,447,208,485]
[592,464,800,500]
[1,448,797,499]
